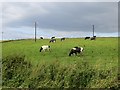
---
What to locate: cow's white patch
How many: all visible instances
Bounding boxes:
[41,45,50,51]
[80,47,83,52]
[72,48,76,50]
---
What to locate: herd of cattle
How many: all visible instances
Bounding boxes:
[40,37,66,43]
[40,36,96,42]
[39,36,96,56]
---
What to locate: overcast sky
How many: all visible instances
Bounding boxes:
[1,1,118,40]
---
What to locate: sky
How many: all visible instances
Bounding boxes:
[0,0,119,40]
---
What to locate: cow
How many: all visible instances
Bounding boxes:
[51,37,55,39]
[85,37,90,40]
[91,36,96,40]
[69,46,84,56]
[40,45,50,52]
[40,37,43,39]
[49,39,56,43]
[61,38,65,41]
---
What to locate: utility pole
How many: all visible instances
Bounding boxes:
[93,25,94,37]
[35,22,37,42]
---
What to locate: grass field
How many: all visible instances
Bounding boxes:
[1,37,119,88]
[2,38,118,67]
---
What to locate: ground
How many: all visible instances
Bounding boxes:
[1,37,119,88]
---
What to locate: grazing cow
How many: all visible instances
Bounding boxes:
[51,37,55,39]
[85,37,90,40]
[40,37,43,39]
[40,45,50,52]
[49,39,56,43]
[91,36,96,40]
[61,38,65,41]
[69,46,84,56]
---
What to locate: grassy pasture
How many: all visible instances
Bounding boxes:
[1,37,119,88]
[2,37,118,68]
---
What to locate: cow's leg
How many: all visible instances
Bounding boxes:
[40,47,43,52]
[42,48,44,52]
[69,51,73,56]
[75,52,77,55]
[48,48,51,52]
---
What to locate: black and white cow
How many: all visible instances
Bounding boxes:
[40,45,50,52]
[69,46,84,56]
[40,37,43,39]
[61,38,65,41]
[85,37,90,40]
[49,39,56,43]
[51,37,55,39]
[91,36,96,40]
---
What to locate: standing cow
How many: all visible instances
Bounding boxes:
[61,38,65,41]
[85,37,90,40]
[91,36,96,40]
[49,39,56,43]
[51,37,55,39]
[40,45,50,52]
[40,37,43,39]
[69,46,84,56]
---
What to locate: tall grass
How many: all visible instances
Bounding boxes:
[2,54,32,88]
[2,54,119,89]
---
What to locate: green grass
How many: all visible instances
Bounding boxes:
[1,37,119,88]
[2,38,118,68]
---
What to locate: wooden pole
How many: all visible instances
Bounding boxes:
[35,22,36,42]
[93,25,94,37]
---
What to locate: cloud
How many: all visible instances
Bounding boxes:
[2,2,118,39]
[3,2,118,32]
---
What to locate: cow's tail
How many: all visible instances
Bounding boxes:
[40,47,43,52]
